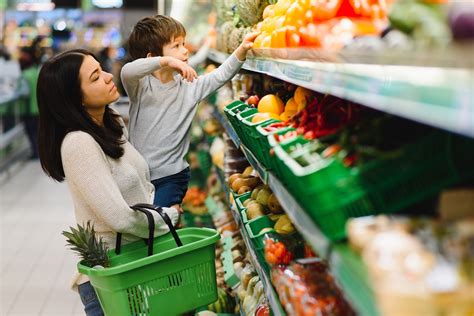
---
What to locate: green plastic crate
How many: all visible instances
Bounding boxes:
[268,133,305,181]
[255,123,295,170]
[245,216,275,251]
[245,216,275,274]
[235,192,251,224]
[78,228,220,316]
[223,100,248,127]
[238,112,279,155]
[223,101,252,141]
[274,132,474,240]
[232,108,257,146]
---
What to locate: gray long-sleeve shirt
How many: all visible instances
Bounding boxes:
[121,53,243,180]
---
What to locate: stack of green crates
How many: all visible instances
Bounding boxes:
[237,113,280,161]
[267,132,302,183]
[245,216,275,274]
[234,192,251,224]
[273,131,474,240]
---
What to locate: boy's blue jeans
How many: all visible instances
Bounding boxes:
[152,167,190,207]
[78,282,104,316]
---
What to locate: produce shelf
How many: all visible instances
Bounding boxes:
[214,108,380,316]
[214,108,331,258]
[230,205,287,316]
[208,49,474,138]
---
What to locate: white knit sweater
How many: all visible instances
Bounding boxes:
[61,128,179,286]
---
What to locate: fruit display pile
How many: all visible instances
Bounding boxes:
[215,0,473,55]
[238,73,434,169]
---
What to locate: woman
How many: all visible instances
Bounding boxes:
[37,49,181,316]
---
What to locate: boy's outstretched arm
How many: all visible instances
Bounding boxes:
[189,32,260,103]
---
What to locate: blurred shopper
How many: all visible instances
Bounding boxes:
[97,46,114,73]
[19,45,41,159]
[37,49,181,316]
[121,14,258,209]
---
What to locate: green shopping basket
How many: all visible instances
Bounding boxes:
[78,204,221,316]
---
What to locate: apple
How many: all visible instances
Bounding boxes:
[246,95,260,107]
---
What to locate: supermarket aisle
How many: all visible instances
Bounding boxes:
[0,161,83,316]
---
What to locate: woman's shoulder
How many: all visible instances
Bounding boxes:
[62,131,100,153]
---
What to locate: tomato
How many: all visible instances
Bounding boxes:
[256,305,270,316]
[336,0,358,17]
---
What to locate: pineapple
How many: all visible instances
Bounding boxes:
[62,221,110,268]
[228,27,252,53]
[218,21,236,53]
[236,0,270,27]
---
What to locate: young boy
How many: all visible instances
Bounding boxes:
[121,15,258,209]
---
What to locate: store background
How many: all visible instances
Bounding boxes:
[0,0,473,315]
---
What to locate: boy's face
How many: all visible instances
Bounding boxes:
[162,36,189,63]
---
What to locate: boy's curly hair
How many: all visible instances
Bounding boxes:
[128,15,186,60]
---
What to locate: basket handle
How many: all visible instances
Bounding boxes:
[132,203,183,247]
[115,207,155,256]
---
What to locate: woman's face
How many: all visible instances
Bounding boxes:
[79,55,119,110]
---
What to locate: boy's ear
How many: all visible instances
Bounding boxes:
[146,52,153,58]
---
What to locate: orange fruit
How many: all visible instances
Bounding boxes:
[252,112,280,123]
[258,94,285,115]
[274,0,292,16]
[271,27,287,48]
[280,111,297,121]
[253,32,268,48]
[299,23,323,47]
[262,4,275,19]
[254,21,263,32]
[294,87,312,109]
[275,16,286,29]
[297,0,312,9]
[261,35,272,48]
[284,2,306,27]
[286,26,302,47]
[285,97,298,113]
[261,17,277,33]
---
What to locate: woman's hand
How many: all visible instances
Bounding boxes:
[171,204,184,228]
[161,56,198,82]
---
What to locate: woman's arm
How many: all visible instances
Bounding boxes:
[61,132,179,239]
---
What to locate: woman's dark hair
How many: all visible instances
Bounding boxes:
[37,48,124,182]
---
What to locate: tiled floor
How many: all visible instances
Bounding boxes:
[1,161,84,316]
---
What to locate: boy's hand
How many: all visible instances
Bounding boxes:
[235,31,260,61]
[162,56,198,82]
